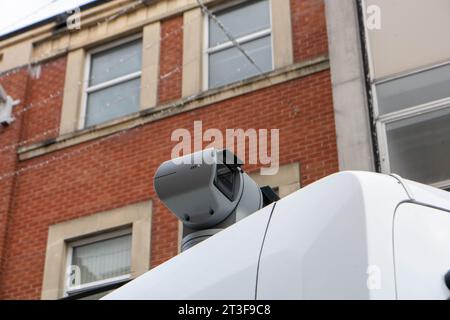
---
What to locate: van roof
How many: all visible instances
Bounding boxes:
[404,178,450,212]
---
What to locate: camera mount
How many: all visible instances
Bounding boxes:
[154,149,276,251]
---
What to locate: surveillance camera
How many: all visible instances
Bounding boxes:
[154,149,264,251]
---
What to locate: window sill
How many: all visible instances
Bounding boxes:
[61,277,132,300]
[18,55,329,161]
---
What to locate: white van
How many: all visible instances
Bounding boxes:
[104,171,450,300]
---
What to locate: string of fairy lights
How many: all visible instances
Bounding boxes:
[0,0,298,182]
[0,0,207,152]
[0,49,209,155]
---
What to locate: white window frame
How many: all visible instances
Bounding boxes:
[360,0,450,190]
[64,227,132,297]
[79,34,143,130]
[373,60,450,191]
[202,0,274,90]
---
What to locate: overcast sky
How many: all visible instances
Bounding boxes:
[0,0,97,36]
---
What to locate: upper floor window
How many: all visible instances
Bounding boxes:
[81,36,142,128]
[66,228,132,299]
[205,0,273,89]
[376,62,450,190]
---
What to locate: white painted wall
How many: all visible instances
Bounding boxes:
[365,0,450,79]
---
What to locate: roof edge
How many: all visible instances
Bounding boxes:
[0,0,111,42]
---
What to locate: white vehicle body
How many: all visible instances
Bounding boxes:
[104,171,450,300]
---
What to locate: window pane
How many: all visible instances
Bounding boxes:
[209,35,272,88]
[377,63,450,115]
[209,0,271,47]
[86,78,140,127]
[89,39,142,86]
[386,107,450,185]
[71,234,132,286]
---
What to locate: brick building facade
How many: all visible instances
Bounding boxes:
[0,0,338,299]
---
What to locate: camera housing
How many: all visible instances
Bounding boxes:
[154,149,263,251]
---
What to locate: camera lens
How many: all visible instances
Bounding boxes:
[215,164,236,200]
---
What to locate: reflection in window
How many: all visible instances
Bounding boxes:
[67,229,132,297]
[206,0,272,88]
[84,38,142,127]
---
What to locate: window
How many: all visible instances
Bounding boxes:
[81,36,142,128]
[42,201,151,300]
[249,163,300,198]
[376,62,450,189]
[65,228,132,298]
[205,0,273,89]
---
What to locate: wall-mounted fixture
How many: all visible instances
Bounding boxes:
[0,85,19,126]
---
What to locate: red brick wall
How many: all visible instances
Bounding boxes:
[0,0,335,299]
[291,0,329,62]
[158,16,184,104]
[0,69,30,298]
[0,69,337,299]
[20,58,66,146]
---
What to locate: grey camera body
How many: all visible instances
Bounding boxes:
[154,149,263,251]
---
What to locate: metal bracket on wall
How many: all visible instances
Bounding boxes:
[0,85,20,126]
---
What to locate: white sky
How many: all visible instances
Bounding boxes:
[0,0,97,36]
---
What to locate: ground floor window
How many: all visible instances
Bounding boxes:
[65,228,132,299]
